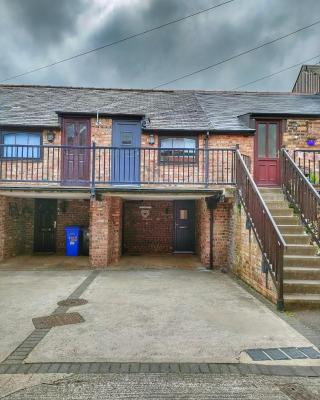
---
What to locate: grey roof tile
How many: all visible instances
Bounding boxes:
[0,85,320,131]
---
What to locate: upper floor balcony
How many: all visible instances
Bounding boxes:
[0,144,239,191]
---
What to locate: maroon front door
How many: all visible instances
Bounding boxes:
[254,121,281,186]
[62,119,91,183]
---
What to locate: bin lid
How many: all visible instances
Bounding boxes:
[65,226,80,231]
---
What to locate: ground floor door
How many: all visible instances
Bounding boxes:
[112,120,141,184]
[174,200,195,253]
[34,199,57,252]
[254,121,281,186]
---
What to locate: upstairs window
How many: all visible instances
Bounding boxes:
[160,137,197,163]
[1,132,41,159]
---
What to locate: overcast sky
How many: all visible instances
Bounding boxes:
[0,0,319,91]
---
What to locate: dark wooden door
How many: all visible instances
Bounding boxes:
[254,121,281,186]
[112,120,141,184]
[34,199,57,252]
[62,119,90,183]
[174,200,195,253]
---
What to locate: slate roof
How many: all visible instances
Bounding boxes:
[195,91,320,131]
[0,84,320,132]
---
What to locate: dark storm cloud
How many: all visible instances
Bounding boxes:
[1,0,85,44]
[0,0,320,90]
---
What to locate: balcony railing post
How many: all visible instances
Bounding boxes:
[204,133,209,187]
[91,142,96,198]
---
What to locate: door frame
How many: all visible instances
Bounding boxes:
[173,200,195,253]
[61,117,91,184]
[253,119,282,186]
[111,119,141,185]
[34,199,57,253]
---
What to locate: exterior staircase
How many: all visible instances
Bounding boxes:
[260,187,320,310]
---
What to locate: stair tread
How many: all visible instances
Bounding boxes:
[286,244,315,247]
[283,234,310,237]
[284,279,320,285]
[284,255,320,259]
[284,266,320,271]
[284,293,320,300]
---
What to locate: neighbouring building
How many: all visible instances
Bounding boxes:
[1,84,320,310]
[293,64,320,94]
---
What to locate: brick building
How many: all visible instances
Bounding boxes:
[1,85,320,309]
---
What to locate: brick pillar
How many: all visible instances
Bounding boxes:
[89,196,122,268]
[196,197,232,269]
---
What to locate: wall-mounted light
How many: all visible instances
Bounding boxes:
[148,133,155,145]
[46,130,55,143]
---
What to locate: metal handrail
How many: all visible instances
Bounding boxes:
[235,148,285,310]
[282,148,320,245]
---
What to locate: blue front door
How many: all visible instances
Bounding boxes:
[112,120,141,184]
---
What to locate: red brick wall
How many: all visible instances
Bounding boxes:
[0,196,34,261]
[229,201,277,304]
[123,200,174,254]
[56,199,90,252]
[89,196,122,267]
[196,198,232,268]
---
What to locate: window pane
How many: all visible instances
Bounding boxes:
[172,138,184,148]
[160,138,172,148]
[160,137,196,161]
[79,123,87,146]
[120,132,133,146]
[180,209,188,219]
[3,132,40,158]
[184,138,196,148]
[258,124,266,158]
[66,124,76,146]
[3,134,16,145]
[268,124,277,158]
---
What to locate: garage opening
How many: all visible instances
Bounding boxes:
[0,196,90,270]
[118,199,203,269]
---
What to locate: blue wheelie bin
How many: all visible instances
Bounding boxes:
[65,226,80,256]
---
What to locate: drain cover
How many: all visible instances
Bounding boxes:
[57,298,88,307]
[32,312,85,329]
[279,384,318,400]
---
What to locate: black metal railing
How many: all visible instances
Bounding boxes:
[293,149,320,186]
[235,148,286,310]
[0,144,237,187]
[282,148,320,246]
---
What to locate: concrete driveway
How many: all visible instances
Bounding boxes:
[0,268,312,364]
[0,270,90,363]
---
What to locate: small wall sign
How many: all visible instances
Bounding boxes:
[139,205,151,219]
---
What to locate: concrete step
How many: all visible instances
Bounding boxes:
[259,187,283,194]
[260,193,286,202]
[269,208,294,217]
[264,200,290,209]
[284,279,320,294]
[278,225,305,234]
[274,216,300,225]
[283,234,311,245]
[285,244,317,256]
[284,255,320,267]
[284,293,320,310]
[284,267,320,280]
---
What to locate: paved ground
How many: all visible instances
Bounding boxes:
[0,255,89,270]
[1,373,320,399]
[111,254,203,269]
[293,310,320,345]
[0,270,90,363]
[12,268,312,364]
